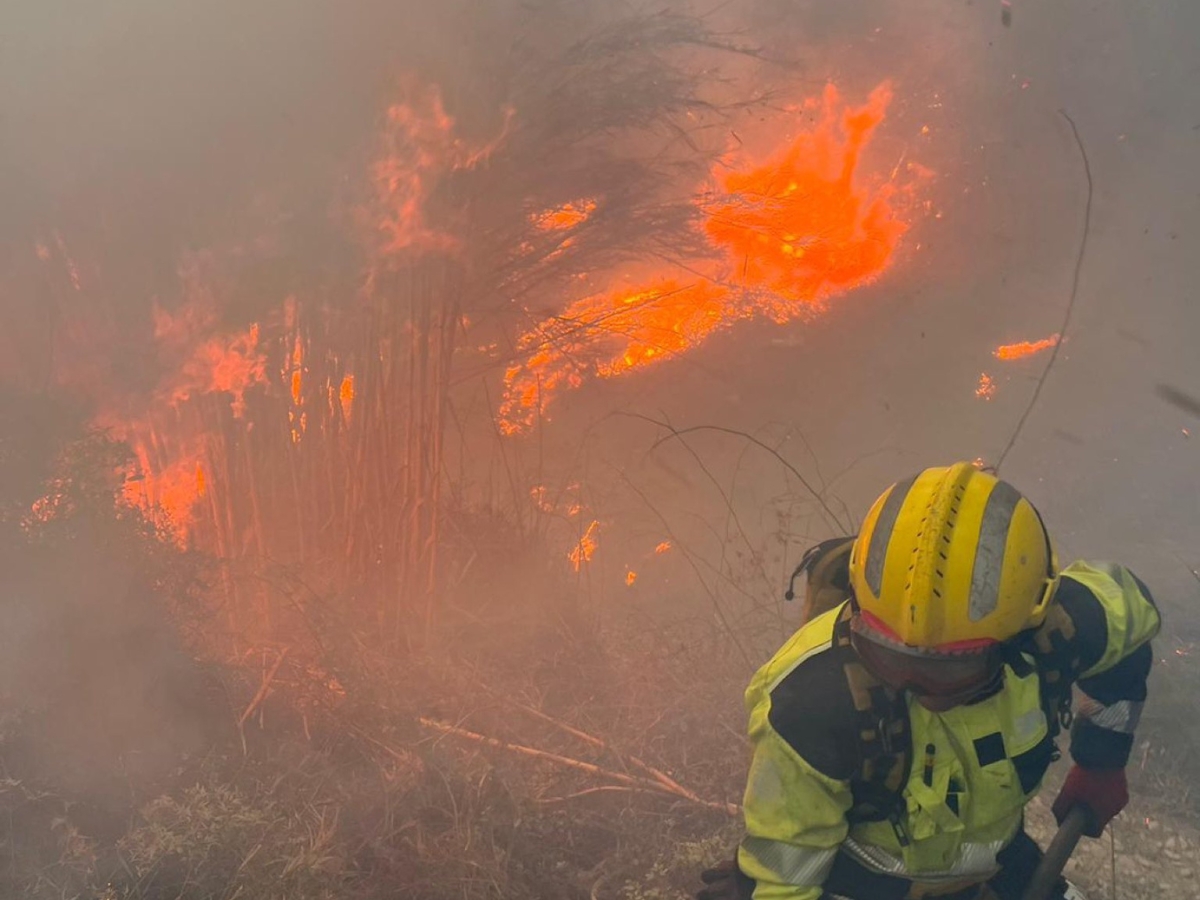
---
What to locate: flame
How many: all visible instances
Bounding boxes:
[569,519,600,571]
[371,82,510,260]
[625,569,637,587]
[654,541,672,554]
[152,299,267,420]
[373,86,460,255]
[975,372,996,400]
[532,199,597,232]
[500,82,913,431]
[702,83,904,310]
[993,334,1060,361]
[289,335,305,406]
[339,375,355,421]
[99,289,270,542]
[121,440,210,540]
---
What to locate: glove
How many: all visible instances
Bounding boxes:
[697,858,756,900]
[1051,765,1128,837]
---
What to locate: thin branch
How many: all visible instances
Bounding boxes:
[238,647,289,728]
[995,109,1092,472]
[608,462,753,669]
[627,413,851,534]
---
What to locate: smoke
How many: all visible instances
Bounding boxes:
[0,393,223,817]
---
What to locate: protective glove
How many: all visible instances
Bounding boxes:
[1051,764,1128,838]
[697,858,755,900]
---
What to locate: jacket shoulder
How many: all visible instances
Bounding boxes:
[757,607,867,782]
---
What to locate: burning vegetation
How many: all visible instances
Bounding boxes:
[20,4,1194,900]
[499,83,912,432]
[7,8,868,897]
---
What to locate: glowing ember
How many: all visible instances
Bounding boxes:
[993,334,1060,361]
[654,541,672,554]
[500,82,913,432]
[976,372,996,400]
[625,569,638,586]
[569,520,600,571]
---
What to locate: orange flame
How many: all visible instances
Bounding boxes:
[99,290,271,542]
[993,334,1060,361]
[500,82,913,432]
[373,86,460,255]
[121,440,209,541]
[625,569,637,587]
[532,198,598,232]
[976,372,996,400]
[371,82,511,260]
[569,520,600,571]
[338,375,355,421]
[654,540,672,554]
[152,300,267,420]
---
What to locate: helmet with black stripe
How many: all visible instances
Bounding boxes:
[847,463,1058,703]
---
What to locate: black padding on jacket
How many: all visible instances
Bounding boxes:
[1071,718,1135,769]
[768,644,863,781]
[822,851,910,900]
[1080,643,1151,705]
[1053,575,1111,674]
[974,732,1006,767]
[1012,733,1055,794]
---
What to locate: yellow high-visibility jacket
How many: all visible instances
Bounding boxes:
[737,561,1160,900]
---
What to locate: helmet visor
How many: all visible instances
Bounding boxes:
[850,613,1003,699]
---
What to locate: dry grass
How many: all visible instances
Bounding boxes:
[2,493,1196,900]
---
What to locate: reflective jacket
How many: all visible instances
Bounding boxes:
[737,560,1160,900]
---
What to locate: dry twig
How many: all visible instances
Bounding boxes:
[487,690,706,802]
[238,647,290,728]
[419,717,739,815]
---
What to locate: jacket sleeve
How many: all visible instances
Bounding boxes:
[738,634,856,900]
[1035,561,1161,770]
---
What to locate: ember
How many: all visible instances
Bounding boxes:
[993,334,1060,361]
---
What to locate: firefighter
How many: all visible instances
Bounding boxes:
[699,462,1160,900]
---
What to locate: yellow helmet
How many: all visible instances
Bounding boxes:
[849,462,1058,648]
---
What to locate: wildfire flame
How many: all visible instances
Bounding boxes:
[993,334,1060,361]
[152,299,267,420]
[569,520,600,571]
[976,372,996,400]
[338,375,355,422]
[533,199,597,232]
[102,290,270,542]
[499,82,914,432]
